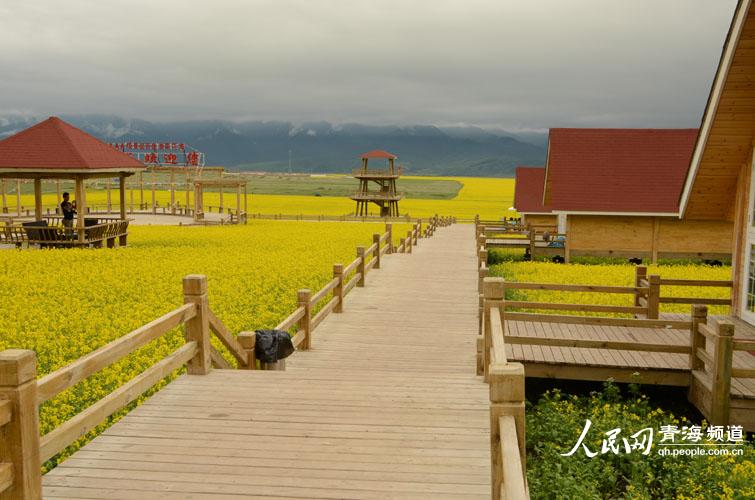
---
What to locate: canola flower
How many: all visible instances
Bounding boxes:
[0,220,409,468]
[491,260,732,316]
[8,176,515,219]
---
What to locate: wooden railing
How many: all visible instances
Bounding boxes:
[476,222,567,262]
[0,215,451,498]
[634,266,732,314]
[480,278,529,500]
[689,306,755,425]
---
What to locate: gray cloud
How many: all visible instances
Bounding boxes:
[0,0,738,129]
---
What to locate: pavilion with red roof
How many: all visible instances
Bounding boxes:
[517,128,732,262]
[0,117,145,247]
[351,150,403,217]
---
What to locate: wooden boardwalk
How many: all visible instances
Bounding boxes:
[42,224,491,499]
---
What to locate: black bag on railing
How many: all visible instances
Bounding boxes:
[254,329,295,363]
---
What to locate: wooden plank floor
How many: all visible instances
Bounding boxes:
[505,316,755,400]
[43,224,490,499]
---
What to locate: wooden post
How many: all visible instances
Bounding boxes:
[237,332,257,370]
[182,275,211,375]
[357,247,366,287]
[298,289,312,350]
[406,230,412,254]
[151,169,156,215]
[106,178,112,214]
[75,176,86,244]
[1,179,7,213]
[119,175,127,246]
[690,305,708,371]
[479,247,488,269]
[528,229,536,260]
[243,184,248,224]
[129,179,134,214]
[15,180,21,216]
[417,219,422,239]
[710,320,734,425]
[489,362,526,500]
[386,224,393,254]
[0,350,42,499]
[373,234,381,269]
[170,170,176,215]
[651,217,660,264]
[33,178,42,221]
[333,264,344,313]
[647,274,661,319]
[479,264,488,294]
[139,171,144,208]
[399,237,406,254]
[482,277,505,383]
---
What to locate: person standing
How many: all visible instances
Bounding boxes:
[60,192,76,237]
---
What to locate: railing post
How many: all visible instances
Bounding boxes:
[385,223,393,254]
[634,265,647,308]
[479,246,488,269]
[0,349,42,500]
[483,277,505,383]
[406,231,413,254]
[489,362,526,500]
[237,332,257,370]
[710,320,734,425]
[417,219,422,239]
[356,247,366,287]
[690,304,708,371]
[528,229,536,260]
[298,289,312,350]
[647,274,661,319]
[333,264,344,313]
[373,234,381,269]
[399,237,406,253]
[182,274,211,375]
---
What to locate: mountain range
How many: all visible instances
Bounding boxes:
[0,115,547,177]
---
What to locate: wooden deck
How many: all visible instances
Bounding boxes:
[504,317,755,398]
[42,224,491,499]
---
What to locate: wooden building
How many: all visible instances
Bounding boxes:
[681,0,755,322]
[512,166,556,229]
[350,150,403,217]
[542,128,733,262]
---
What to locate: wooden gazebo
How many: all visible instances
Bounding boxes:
[0,117,145,247]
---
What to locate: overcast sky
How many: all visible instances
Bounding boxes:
[0,0,739,130]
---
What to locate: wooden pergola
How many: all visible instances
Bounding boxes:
[0,117,145,247]
[193,177,248,223]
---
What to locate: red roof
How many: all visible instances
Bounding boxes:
[361,149,397,160]
[514,167,551,213]
[0,117,145,172]
[545,128,698,213]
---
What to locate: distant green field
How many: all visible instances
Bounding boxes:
[242,174,463,199]
[6,173,463,200]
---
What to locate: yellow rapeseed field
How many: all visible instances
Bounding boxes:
[0,220,408,467]
[491,261,732,316]
[11,175,515,219]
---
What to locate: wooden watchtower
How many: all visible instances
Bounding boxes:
[350,150,403,217]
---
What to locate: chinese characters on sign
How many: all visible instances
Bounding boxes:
[561,420,745,458]
[109,142,205,167]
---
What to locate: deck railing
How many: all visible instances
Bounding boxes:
[634,266,733,314]
[688,306,755,425]
[481,278,529,500]
[0,215,451,498]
